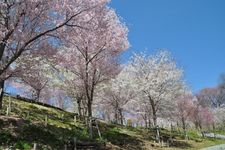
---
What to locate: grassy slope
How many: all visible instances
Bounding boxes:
[0,96,225,150]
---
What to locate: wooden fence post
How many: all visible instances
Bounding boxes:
[8,96,11,113]
[6,96,12,116]
[33,143,37,150]
[64,144,67,150]
[74,115,77,124]
[61,114,64,122]
[85,117,88,126]
[45,115,48,126]
[156,126,160,143]
[74,137,77,150]
[95,120,102,140]
[89,117,93,139]
[26,111,30,119]
[6,107,9,116]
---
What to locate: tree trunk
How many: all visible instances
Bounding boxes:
[36,90,41,102]
[152,107,157,127]
[77,97,82,116]
[87,100,92,117]
[143,114,148,128]
[84,49,93,118]
[87,94,93,139]
[81,98,87,116]
[114,109,118,124]
[182,117,186,131]
[148,116,152,128]
[170,123,173,132]
[181,117,188,140]
[199,121,202,130]
[0,80,5,109]
[114,100,119,124]
[118,108,123,125]
[0,43,5,60]
[148,96,157,127]
[194,121,198,130]
[88,116,93,139]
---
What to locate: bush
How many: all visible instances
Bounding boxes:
[14,141,31,150]
[102,127,121,140]
[0,130,13,145]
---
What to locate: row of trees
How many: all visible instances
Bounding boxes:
[94,51,219,139]
[1,0,224,140]
[0,0,128,116]
[196,74,225,129]
[0,0,130,138]
[96,51,185,127]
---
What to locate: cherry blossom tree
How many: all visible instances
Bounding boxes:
[55,5,129,119]
[96,67,136,125]
[0,60,22,108]
[191,97,214,130]
[196,87,225,110]
[45,88,70,110]
[213,107,225,129]
[193,74,225,130]
[217,74,225,106]
[63,78,87,116]
[200,107,214,127]
[128,51,185,127]
[125,86,154,128]
[196,88,219,108]
[50,69,88,116]
[53,5,129,138]
[131,98,153,128]
[13,54,52,101]
[0,66,19,107]
[0,0,110,108]
[176,94,195,139]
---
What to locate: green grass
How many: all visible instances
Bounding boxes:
[186,138,225,150]
[1,96,225,149]
[0,96,90,149]
[214,129,225,135]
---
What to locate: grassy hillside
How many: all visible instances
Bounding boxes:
[0,96,225,150]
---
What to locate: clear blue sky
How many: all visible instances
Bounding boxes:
[110,0,225,92]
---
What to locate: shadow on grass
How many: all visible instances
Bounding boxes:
[102,127,144,150]
[0,116,90,149]
[169,140,192,149]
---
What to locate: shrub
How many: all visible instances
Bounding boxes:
[14,141,31,150]
[0,130,13,145]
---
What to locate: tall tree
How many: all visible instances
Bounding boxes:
[56,5,129,118]
[55,5,129,138]
[96,67,135,125]
[129,51,185,127]
[176,94,195,139]
[191,97,214,130]
[0,0,109,108]
[15,54,50,101]
[51,69,87,116]
[196,88,224,108]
